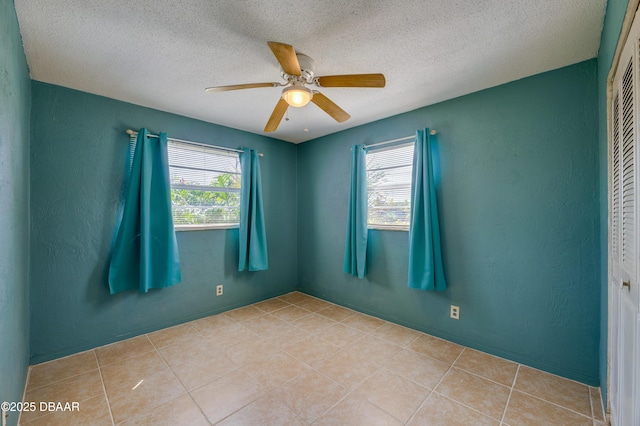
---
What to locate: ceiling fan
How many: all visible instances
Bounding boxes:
[205,41,386,132]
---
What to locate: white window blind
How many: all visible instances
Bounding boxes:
[129,136,242,228]
[366,142,414,229]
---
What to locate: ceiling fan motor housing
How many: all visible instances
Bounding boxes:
[281,53,316,83]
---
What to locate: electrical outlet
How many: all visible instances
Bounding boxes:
[216,285,223,296]
[450,305,460,320]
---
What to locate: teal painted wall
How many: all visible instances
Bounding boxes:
[597,0,629,408]
[297,60,600,385]
[29,82,298,363]
[0,0,31,424]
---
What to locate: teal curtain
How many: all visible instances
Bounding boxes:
[408,129,447,291]
[108,128,181,294]
[343,144,368,278]
[238,149,268,271]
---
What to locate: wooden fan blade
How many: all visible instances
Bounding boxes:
[267,41,301,76]
[205,82,278,93]
[264,98,289,132]
[315,73,386,88]
[311,92,351,123]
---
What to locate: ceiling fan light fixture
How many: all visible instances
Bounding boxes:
[282,85,313,107]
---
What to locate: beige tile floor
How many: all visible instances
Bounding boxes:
[20,292,606,425]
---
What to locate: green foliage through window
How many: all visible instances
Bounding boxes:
[167,140,242,227]
[171,173,240,225]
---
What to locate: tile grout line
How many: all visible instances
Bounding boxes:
[366,368,431,425]
[402,333,423,349]
[192,320,215,343]
[404,390,434,425]
[589,385,606,423]
[435,360,517,423]
[405,347,467,425]
[451,364,515,390]
[433,390,503,423]
[338,318,382,335]
[511,362,593,420]
[262,366,319,421]
[512,388,594,420]
[301,347,386,423]
[500,364,520,425]
[589,386,595,421]
[595,386,606,423]
[22,362,113,425]
[433,346,466,388]
[20,368,103,393]
[22,351,102,392]
[94,336,158,370]
[518,363,600,388]
[383,351,446,392]
[204,383,270,426]
[141,335,213,425]
[93,350,116,426]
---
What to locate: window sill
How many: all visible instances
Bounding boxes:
[175,224,239,231]
[368,225,409,232]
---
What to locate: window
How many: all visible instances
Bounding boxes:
[130,136,242,229]
[168,141,241,229]
[366,142,414,230]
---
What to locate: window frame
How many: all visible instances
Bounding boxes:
[366,141,414,232]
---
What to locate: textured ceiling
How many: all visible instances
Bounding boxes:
[15,0,606,143]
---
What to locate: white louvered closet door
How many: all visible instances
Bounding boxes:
[610,9,640,426]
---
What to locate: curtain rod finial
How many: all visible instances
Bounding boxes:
[430,129,437,135]
[126,129,135,136]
